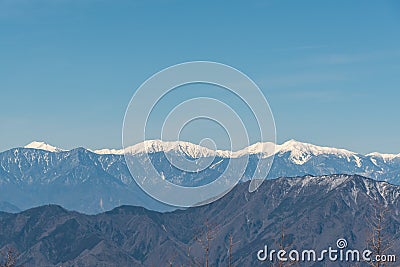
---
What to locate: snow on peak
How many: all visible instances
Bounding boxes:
[117,139,359,162]
[232,142,276,158]
[92,148,124,155]
[123,140,225,158]
[24,141,64,152]
[19,140,400,165]
[275,139,356,165]
[366,152,399,162]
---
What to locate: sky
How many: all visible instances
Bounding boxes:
[0,0,399,154]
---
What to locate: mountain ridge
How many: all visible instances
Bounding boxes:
[20,139,400,160]
[1,140,399,213]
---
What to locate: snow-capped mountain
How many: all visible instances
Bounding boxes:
[273,139,357,165]
[367,152,400,162]
[24,141,65,152]
[0,139,399,213]
[24,139,394,163]
[94,140,234,157]
[92,139,364,161]
[121,140,229,158]
[10,139,400,186]
[232,141,276,158]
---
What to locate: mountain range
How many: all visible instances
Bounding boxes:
[0,175,399,266]
[0,140,399,214]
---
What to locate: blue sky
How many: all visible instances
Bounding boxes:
[0,0,399,154]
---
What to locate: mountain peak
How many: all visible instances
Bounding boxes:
[233,141,276,158]
[279,139,354,155]
[366,152,399,161]
[124,139,222,158]
[276,139,356,165]
[24,141,64,152]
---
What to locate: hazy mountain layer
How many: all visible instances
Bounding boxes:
[0,140,399,213]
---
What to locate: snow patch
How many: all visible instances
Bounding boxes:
[24,141,64,153]
[93,148,124,155]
